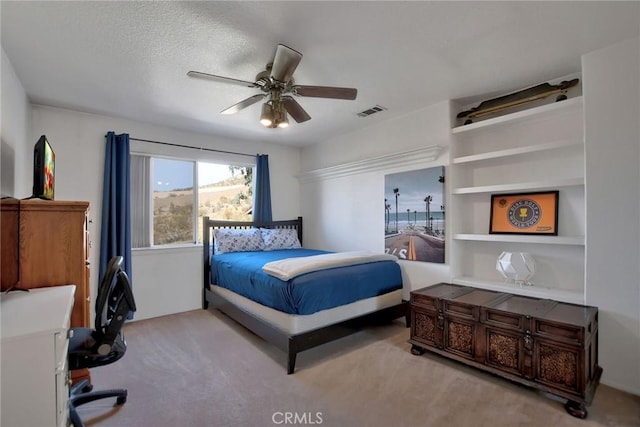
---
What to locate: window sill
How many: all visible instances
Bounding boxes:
[132,244,202,256]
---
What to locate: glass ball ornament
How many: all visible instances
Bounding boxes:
[496,251,536,286]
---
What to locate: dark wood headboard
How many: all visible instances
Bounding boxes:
[202,216,303,307]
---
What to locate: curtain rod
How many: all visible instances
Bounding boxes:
[129,137,257,158]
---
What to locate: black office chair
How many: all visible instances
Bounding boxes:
[68,256,137,427]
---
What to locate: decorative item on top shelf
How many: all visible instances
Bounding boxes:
[456,78,580,125]
[490,191,559,235]
[496,251,536,286]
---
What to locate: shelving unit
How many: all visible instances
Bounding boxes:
[451,139,583,165]
[453,233,584,246]
[451,96,583,134]
[452,177,584,195]
[449,86,585,304]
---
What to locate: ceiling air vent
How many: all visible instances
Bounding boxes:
[357,105,387,117]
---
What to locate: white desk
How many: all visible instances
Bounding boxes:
[1,285,75,427]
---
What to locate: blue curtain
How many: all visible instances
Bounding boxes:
[254,154,272,222]
[99,132,132,310]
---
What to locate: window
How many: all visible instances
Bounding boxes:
[153,158,194,245]
[131,154,254,248]
[197,162,253,242]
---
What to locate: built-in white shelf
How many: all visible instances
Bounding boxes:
[452,177,584,195]
[450,78,585,305]
[453,233,584,246]
[452,96,583,134]
[451,277,585,305]
[452,139,583,164]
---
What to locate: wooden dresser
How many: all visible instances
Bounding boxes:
[409,283,601,418]
[1,199,91,328]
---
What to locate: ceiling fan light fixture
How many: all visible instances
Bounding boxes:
[277,112,289,128]
[273,101,289,128]
[259,100,289,129]
[260,103,274,127]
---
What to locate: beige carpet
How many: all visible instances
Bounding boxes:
[79,309,640,427]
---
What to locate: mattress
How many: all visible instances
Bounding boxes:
[210,248,403,315]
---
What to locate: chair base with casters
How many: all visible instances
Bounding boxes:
[68,379,127,427]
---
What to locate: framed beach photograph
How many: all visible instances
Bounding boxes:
[384,166,445,263]
[489,191,559,235]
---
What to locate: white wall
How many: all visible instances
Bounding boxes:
[301,38,640,396]
[29,105,301,320]
[299,101,452,299]
[583,37,640,395]
[1,48,31,197]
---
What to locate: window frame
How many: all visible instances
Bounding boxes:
[130,146,256,249]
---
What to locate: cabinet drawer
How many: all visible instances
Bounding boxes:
[444,300,477,320]
[54,330,70,372]
[535,303,597,346]
[535,319,584,345]
[410,283,472,309]
[55,358,70,427]
[445,289,507,321]
[482,308,526,332]
[411,292,438,309]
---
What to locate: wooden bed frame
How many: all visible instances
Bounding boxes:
[202,216,408,374]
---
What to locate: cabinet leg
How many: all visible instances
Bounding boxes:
[564,400,588,419]
[410,344,425,356]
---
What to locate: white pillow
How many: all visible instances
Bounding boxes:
[213,228,265,254]
[260,228,301,251]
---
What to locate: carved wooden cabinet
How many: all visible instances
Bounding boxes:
[409,283,601,418]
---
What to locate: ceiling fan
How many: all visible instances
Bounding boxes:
[187,44,358,128]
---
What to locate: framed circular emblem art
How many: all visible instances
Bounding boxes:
[489,191,559,235]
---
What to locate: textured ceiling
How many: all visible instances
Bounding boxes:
[2,1,639,147]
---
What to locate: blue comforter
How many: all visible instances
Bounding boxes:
[211,249,402,315]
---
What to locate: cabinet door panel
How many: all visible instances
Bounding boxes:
[485,327,524,376]
[444,317,476,360]
[535,339,582,394]
[412,308,440,348]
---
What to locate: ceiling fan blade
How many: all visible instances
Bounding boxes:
[187,71,258,88]
[293,85,357,100]
[270,44,302,83]
[281,96,311,123]
[221,94,266,115]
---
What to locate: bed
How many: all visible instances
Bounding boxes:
[202,216,408,373]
